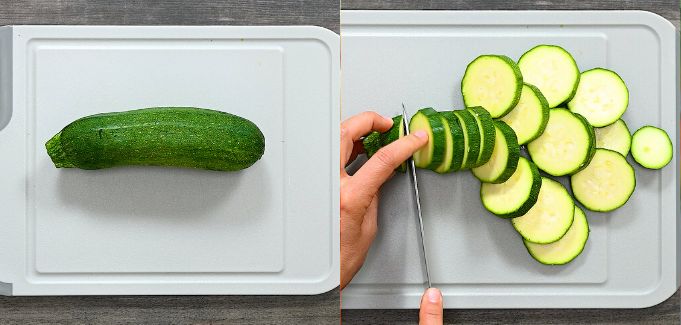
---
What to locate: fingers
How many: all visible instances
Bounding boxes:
[419,288,443,325]
[341,112,394,168]
[352,131,428,199]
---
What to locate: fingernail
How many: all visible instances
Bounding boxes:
[414,130,428,139]
[426,288,441,303]
[384,116,394,124]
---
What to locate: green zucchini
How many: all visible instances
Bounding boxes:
[631,126,673,170]
[410,108,446,170]
[439,112,465,173]
[363,115,407,172]
[499,83,550,145]
[512,177,575,244]
[518,45,580,108]
[452,109,482,169]
[524,206,589,265]
[571,148,636,212]
[527,109,595,176]
[480,157,542,219]
[594,119,631,156]
[567,68,629,127]
[461,55,523,118]
[46,107,266,171]
[472,121,520,184]
[468,107,496,167]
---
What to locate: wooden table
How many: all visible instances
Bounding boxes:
[0,1,339,324]
[340,1,680,324]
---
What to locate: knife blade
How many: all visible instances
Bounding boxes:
[402,104,432,289]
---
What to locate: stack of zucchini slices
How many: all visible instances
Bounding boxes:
[363,44,673,266]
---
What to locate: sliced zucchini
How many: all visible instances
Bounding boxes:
[594,119,631,157]
[518,45,580,108]
[362,115,407,172]
[567,68,629,127]
[472,121,520,183]
[527,109,595,176]
[571,149,635,212]
[631,126,673,169]
[468,106,496,167]
[512,177,575,244]
[438,112,465,173]
[461,55,523,118]
[524,206,589,265]
[452,110,482,169]
[499,83,550,145]
[480,157,542,218]
[410,108,446,170]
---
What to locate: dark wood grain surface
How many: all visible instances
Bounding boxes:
[340,1,680,324]
[0,1,339,324]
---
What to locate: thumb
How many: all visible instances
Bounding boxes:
[419,288,443,325]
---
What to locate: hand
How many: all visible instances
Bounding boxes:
[340,111,428,289]
[419,288,443,325]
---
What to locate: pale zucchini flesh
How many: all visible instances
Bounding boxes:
[571,149,635,212]
[518,45,580,108]
[512,177,575,244]
[453,110,482,169]
[631,126,673,170]
[594,119,631,156]
[480,157,541,218]
[410,108,446,170]
[461,55,523,118]
[527,109,595,176]
[499,83,550,145]
[524,206,589,265]
[567,68,629,127]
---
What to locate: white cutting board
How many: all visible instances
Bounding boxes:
[341,10,679,308]
[0,26,339,295]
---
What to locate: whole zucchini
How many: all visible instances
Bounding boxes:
[46,107,265,171]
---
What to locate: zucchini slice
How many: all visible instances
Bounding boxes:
[571,149,636,212]
[452,110,482,169]
[512,177,575,244]
[461,55,523,118]
[410,108,446,170]
[567,68,629,127]
[438,112,466,173]
[527,109,595,176]
[524,206,589,265]
[468,107,496,167]
[480,157,542,218]
[518,45,580,108]
[472,121,520,183]
[362,115,407,172]
[499,83,550,145]
[631,126,673,169]
[594,119,631,157]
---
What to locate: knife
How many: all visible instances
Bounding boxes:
[402,104,432,289]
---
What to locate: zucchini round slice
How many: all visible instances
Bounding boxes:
[410,108,446,170]
[480,157,541,218]
[452,110,482,169]
[438,112,465,173]
[524,206,589,265]
[461,55,523,118]
[468,106,496,167]
[472,121,520,183]
[567,68,629,127]
[571,149,636,212]
[518,45,580,108]
[512,177,575,244]
[594,119,631,157]
[631,126,673,169]
[499,83,550,145]
[527,109,595,176]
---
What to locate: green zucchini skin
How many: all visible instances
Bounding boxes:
[46,107,266,171]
